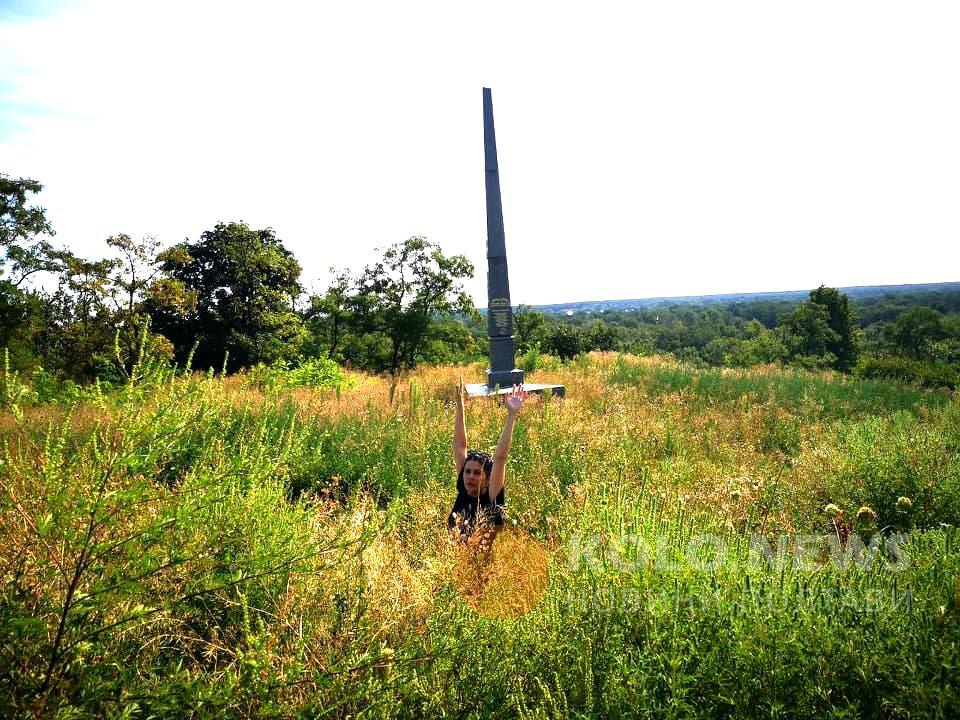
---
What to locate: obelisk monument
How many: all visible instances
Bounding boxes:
[468,88,564,398]
[482,87,525,390]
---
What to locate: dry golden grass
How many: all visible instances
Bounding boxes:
[451,527,551,620]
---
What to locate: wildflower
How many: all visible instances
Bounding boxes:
[856,506,877,523]
[896,496,913,510]
[823,503,841,516]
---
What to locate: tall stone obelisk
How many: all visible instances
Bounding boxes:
[483,87,525,390]
[467,88,564,399]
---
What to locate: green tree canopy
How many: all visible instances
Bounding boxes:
[1,173,68,370]
[544,324,582,361]
[809,285,861,371]
[0,173,68,287]
[149,222,305,370]
[303,269,355,362]
[0,174,53,248]
[583,321,618,352]
[776,286,860,372]
[513,304,547,353]
[889,307,948,360]
[779,300,839,368]
[350,236,474,378]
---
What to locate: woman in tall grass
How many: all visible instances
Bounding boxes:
[448,379,526,537]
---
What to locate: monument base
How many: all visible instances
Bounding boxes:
[487,368,524,388]
[465,382,566,399]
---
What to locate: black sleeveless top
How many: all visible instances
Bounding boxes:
[447,486,505,534]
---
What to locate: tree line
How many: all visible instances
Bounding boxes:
[3,171,959,390]
[516,287,960,387]
[1,173,477,386]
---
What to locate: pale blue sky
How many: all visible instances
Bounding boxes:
[2,0,958,305]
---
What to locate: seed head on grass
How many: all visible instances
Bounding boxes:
[856,505,877,523]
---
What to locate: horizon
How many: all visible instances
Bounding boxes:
[495,279,960,311]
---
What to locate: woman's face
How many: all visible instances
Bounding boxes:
[462,459,488,498]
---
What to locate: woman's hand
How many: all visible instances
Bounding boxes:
[505,384,528,414]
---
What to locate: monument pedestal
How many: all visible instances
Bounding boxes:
[465,382,566,399]
[487,367,524,388]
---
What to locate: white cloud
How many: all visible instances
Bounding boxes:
[2,0,959,305]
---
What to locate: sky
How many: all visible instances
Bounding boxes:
[1,0,958,306]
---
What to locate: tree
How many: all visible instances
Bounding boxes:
[419,317,483,365]
[351,236,474,379]
[544,324,582,361]
[0,173,68,287]
[778,300,838,368]
[100,234,174,373]
[583,321,618,352]
[49,256,115,377]
[776,287,861,372]
[1,174,52,243]
[149,222,306,370]
[303,269,355,362]
[106,234,162,318]
[1,174,59,368]
[809,286,861,371]
[888,307,947,360]
[0,283,49,368]
[723,321,788,367]
[514,304,547,353]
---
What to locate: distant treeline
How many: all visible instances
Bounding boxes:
[502,286,960,387]
[525,281,960,317]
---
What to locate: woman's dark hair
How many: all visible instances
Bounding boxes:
[455,450,494,495]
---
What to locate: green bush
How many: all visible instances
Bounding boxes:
[520,343,542,373]
[856,356,959,389]
[825,409,960,529]
[544,324,583,361]
[0,364,373,717]
[248,357,350,392]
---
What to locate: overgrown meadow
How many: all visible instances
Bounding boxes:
[2,352,959,718]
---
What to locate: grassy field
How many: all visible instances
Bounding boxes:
[2,352,959,718]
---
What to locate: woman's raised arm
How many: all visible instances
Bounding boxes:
[488,385,526,500]
[453,377,467,472]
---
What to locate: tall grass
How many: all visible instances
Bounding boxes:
[1,352,958,718]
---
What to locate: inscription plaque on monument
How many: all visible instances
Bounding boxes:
[489,297,511,335]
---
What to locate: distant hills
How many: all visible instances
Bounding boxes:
[514,281,960,315]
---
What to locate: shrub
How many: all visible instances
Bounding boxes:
[544,324,583,361]
[826,411,960,529]
[248,357,350,392]
[855,356,958,389]
[520,343,542,373]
